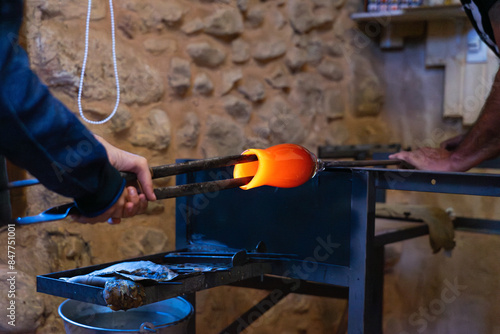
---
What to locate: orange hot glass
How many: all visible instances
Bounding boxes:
[233,144,320,190]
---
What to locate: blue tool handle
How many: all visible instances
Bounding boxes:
[16,202,78,224]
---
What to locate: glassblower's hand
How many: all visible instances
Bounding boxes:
[71,186,148,224]
[95,135,156,201]
[71,135,156,224]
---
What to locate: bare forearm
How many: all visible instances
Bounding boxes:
[450,68,500,170]
[389,1,500,172]
[447,0,500,171]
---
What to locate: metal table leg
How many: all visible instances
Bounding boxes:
[348,170,383,333]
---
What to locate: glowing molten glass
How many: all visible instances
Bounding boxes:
[233,144,319,190]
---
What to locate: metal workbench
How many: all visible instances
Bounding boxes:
[37,166,500,333]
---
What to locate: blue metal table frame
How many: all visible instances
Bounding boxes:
[348,167,500,333]
[175,167,500,334]
[34,167,500,334]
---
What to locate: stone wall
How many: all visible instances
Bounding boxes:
[1,0,499,333]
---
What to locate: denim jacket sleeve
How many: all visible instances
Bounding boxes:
[0,1,124,217]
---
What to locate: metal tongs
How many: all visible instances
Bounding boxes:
[12,154,403,224]
[14,154,258,224]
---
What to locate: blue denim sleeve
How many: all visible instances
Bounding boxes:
[0,1,125,217]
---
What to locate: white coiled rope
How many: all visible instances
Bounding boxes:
[77,0,120,125]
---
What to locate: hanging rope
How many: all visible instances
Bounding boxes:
[77,0,120,125]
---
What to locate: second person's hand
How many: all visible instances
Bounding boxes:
[389,147,457,171]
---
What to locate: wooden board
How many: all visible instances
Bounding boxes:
[426,19,499,124]
[462,50,499,125]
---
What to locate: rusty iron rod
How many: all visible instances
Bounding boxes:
[7,154,258,189]
[138,154,257,180]
[16,177,254,224]
[154,176,253,200]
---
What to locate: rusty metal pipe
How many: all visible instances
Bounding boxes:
[154,176,253,200]
[6,154,258,189]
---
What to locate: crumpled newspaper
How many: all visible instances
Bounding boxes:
[60,260,234,311]
[88,260,178,281]
[61,261,178,285]
[60,261,178,311]
[375,203,456,254]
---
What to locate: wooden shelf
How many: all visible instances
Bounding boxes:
[350,4,468,49]
[351,4,466,23]
[351,3,498,127]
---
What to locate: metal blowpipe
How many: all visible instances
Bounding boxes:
[13,145,404,224]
